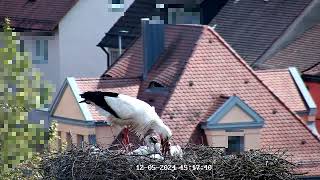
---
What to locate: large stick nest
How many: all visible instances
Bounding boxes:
[40,144,299,180]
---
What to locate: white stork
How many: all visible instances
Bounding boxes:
[79,91,172,154]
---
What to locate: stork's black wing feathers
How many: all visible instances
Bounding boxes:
[79,91,120,118]
[100,92,119,97]
[99,101,121,119]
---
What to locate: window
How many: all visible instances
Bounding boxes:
[108,0,124,12]
[148,81,164,88]
[226,136,244,155]
[33,39,48,64]
[17,39,24,52]
[146,81,168,93]
[77,134,84,148]
[109,48,120,65]
[88,134,97,145]
[168,8,200,24]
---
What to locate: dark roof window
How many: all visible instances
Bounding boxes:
[146,81,169,94]
[148,81,165,88]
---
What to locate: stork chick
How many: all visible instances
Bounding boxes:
[128,135,161,155]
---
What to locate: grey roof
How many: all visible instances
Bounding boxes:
[209,0,312,65]
[262,23,320,72]
[97,0,162,49]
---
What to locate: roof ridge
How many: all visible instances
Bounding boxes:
[255,68,289,73]
[75,77,141,81]
[205,25,320,143]
[303,61,320,73]
[251,0,315,66]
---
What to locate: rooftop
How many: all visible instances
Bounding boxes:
[0,0,78,31]
[261,23,320,72]
[98,24,320,175]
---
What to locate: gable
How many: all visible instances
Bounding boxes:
[219,105,254,124]
[202,96,264,130]
[53,85,85,120]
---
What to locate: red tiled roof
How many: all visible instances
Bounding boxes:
[75,78,141,121]
[165,26,320,175]
[262,23,320,72]
[103,24,320,176]
[68,24,320,175]
[0,0,78,31]
[256,69,307,113]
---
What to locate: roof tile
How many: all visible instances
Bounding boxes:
[262,24,320,71]
[0,0,78,30]
[209,0,312,65]
[98,24,320,175]
[256,69,307,113]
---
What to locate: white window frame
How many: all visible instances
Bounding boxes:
[33,39,48,64]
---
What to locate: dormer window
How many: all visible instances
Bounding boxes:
[146,81,168,94]
[148,81,165,88]
[202,96,265,153]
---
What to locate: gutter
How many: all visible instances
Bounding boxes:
[51,115,110,127]
[289,67,317,116]
[99,46,111,68]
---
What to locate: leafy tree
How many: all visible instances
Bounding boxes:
[0,18,53,174]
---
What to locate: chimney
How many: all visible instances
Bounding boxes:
[141,18,164,79]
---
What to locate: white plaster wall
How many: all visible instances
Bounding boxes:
[19,32,60,99]
[53,85,85,120]
[58,0,134,85]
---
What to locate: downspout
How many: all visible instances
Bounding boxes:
[100,46,110,68]
[118,35,122,56]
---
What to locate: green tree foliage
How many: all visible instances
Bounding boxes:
[0,18,53,174]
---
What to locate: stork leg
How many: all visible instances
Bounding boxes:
[123,127,129,145]
[164,143,170,156]
[161,140,170,156]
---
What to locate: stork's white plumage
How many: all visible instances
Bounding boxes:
[79,91,172,152]
[168,144,183,158]
[128,135,161,155]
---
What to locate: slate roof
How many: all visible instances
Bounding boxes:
[75,78,141,121]
[97,0,161,49]
[99,0,312,66]
[256,69,307,113]
[262,23,320,72]
[72,24,320,175]
[303,62,320,76]
[0,0,78,31]
[208,0,312,65]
